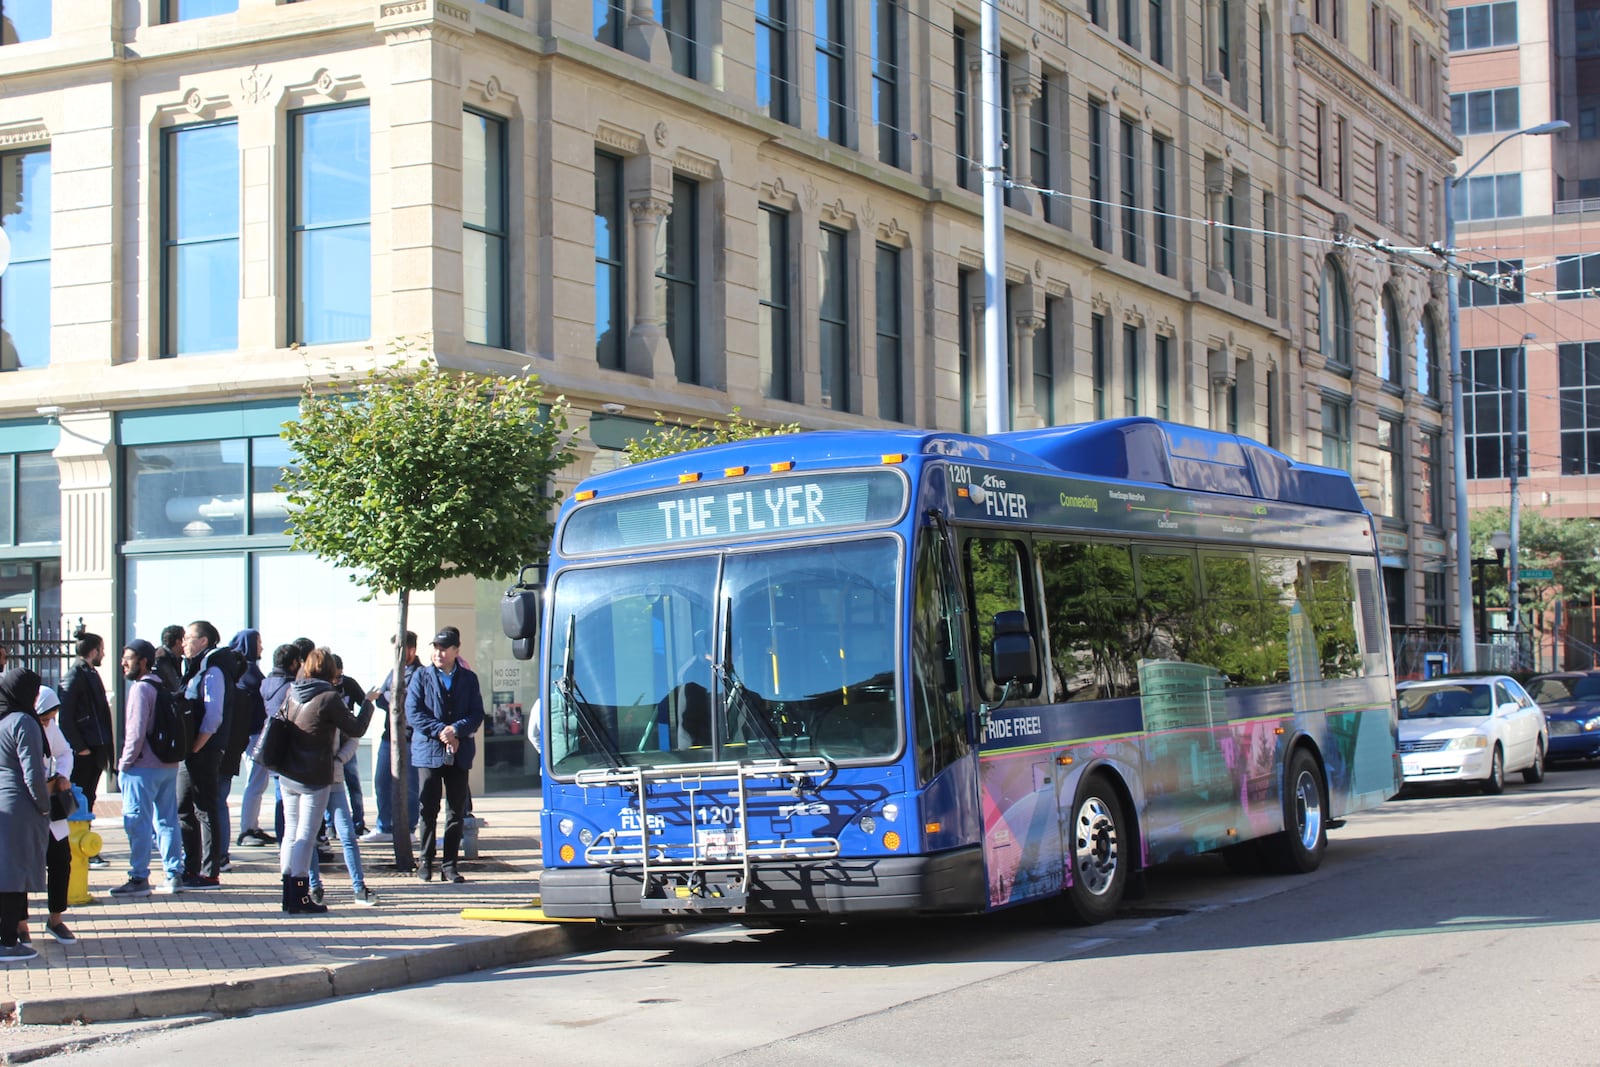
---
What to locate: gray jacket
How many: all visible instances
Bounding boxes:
[0,698,49,893]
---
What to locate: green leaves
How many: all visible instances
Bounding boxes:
[280,353,574,598]
[623,406,802,464]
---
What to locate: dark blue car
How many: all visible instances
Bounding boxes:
[1527,673,1600,764]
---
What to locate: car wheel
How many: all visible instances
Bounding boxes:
[1522,739,1546,784]
[1262,749,1327,875]
[1481,746,1505,795]
[1057,773,1129,925]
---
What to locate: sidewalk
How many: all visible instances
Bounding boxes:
[0,790,609,1060]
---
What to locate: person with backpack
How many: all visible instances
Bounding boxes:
[110,640,184,897]
[177,621,236,890]
[217,629,265,872]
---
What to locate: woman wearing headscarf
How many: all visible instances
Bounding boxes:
[274,648,373,914]
[0,668,48,963]
[32,687,76,944]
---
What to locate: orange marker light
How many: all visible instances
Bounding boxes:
[575,489,596,502]
[881,453,906,464]
[883,831,902,851]
[770,460,794,472]
[678,472,701,484]
[724,466,747,477]
[558,843,576,863]
[924,822,942,834]
[1056,755,1074,766]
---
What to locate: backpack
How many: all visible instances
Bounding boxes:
[182,645,246,758]
[140,678,187,764]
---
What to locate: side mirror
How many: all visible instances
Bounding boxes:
[1497,702,1520,717]
[501,562,546,660]
[990,610,1038,690]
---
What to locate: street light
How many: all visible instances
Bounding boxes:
[1447,119,1568,671]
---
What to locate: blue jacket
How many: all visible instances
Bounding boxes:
[406,663,484,770]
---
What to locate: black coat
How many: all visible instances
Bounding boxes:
[59,660,113,752]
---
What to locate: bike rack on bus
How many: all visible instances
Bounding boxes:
[573,757,842,913]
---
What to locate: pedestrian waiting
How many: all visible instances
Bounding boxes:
[0,667,47,964]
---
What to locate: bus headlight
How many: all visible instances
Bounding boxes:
[859,816,876,834]
[558,818,575,836]
[578,828,594,845]
[881,803,899,822]
[1445,734,1489,751]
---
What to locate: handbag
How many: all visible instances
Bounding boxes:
[253,706,294,772]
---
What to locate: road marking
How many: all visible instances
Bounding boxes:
[1512,801,1575,820]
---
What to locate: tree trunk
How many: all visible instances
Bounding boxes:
[390,589,417,870]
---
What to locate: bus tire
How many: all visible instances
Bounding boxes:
[1058,773,1130,924]
[1262,749,1326,875]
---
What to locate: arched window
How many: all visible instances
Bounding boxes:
[1416,307,1440,400]
[1320,257,1352,369]
[1377,288,1403,385]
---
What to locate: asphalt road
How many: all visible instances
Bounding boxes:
[69,764,1600,1066]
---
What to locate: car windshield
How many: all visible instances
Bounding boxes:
[1529,677,1575,703]
[1398,684,1494,720]
[544,537,901,775]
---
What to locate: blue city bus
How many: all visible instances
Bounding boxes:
[503,417,1401,923]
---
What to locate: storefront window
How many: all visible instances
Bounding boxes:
[125,435,290,540]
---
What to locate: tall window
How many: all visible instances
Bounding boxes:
[1419,430,1442,525]
[1377,416,1402,518]
[1035,299,1057,424]
[1416,312,1439,399]
[958,269,977,431]
[1460,258,1523,305]
[1448,1,1517,50]
[755,0,792,124]
[1262,190,1278,315]
[593,152,625,370]
[1314,103,1327,188]
[1451,87,1518,135]
[161,0,237,20]
[819,225,850,412]
[660,175,700,384]
[758,206,793,401]
[1222,179,1238,283]
[1258,9,1272,124]
[875,244,903,422]
[1376,289,1402,386]
[1119,0,1138,45]
[1452,173,1521,220]
[0,451,60,545]
[1089,100,1109,251]
[1265,365,1279,446]
[1120,117,1141,263]
[816,0,848,145]
[660,0,696,78]
[1153,135,1173,276]
[1218,0,1232,79]
[163,122,238,357]
[0,1,48,42]
[1032,76,1055,225]
[1559,342,1600,474]
[1556,254,1600,299]
[290,106,370,346]
[0,147,49,371]
[463,110,508,349]
[594,0,626,47]
[1123,324,1141,416]
[872,0,902,167]
[1156,334,1172,419]
[1149,0,1168,64]
[1320,256,1352,370]
[1092,313,1108,419]
[1088,0,1107,30]
[1321,396,1352,472]
[1462,345,1526,479]
[954,27,972,190]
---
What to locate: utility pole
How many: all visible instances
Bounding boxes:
[980,0,1009,435]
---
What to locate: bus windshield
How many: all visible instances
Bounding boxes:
[545,537,902,774]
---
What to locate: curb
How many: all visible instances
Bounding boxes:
[7,922,667,1029]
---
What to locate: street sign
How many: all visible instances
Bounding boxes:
[1520,567,1554,580]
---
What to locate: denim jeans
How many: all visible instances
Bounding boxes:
[373,736,419,834]
[278,778,332,879]
[310,781,366,894]
[238,735,276,833]
[121,765,182,883]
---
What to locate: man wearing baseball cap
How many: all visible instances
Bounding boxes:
[110,639,184,897]
[405,626,483,883]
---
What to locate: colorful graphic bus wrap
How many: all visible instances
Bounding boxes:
[511,418,1400,922]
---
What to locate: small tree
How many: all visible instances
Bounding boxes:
[281,349,573,869]
[624,407,802,464]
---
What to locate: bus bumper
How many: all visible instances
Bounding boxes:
[539,846,986,921]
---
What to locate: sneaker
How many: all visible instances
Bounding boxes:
[181,874,221,890]
[87,856,110,869]
[109,877,151,898]
[154,876,182,895]
[249,829,277,846]
[45,922,75,945]
[219,860,234,873]
[352,886,378,906]
[359,829,392,843]
[0,943,38,963]
[309,884,325,905]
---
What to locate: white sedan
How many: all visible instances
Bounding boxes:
[1395,675,1548,794]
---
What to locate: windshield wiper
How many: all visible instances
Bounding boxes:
[558,614,624,770]
[717,600,784,758]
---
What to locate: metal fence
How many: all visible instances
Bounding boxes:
[0,616,81,692]
[1388,625,1533,680]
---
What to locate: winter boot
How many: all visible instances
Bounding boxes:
[291,875,327,915]
[281,874,299,913]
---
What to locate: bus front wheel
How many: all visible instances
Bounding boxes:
[1261,750,1327,875]
[1058,773,1130,924]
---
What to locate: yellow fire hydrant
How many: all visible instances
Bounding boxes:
[67,789,102,907]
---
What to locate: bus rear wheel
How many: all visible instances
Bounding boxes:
[1058,773,1129,924]
[1261,750,1327,875]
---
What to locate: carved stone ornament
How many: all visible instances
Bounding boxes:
[239,65,273,105]
[483,75,500,102]
[654,121,669,148]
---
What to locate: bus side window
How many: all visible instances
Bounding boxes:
[964,537,1040,700]
[1134,549,1200,664]
[1307,559,1362,679]
[912,534,970,781]
[1037,539,1139,700]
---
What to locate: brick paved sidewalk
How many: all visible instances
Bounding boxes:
[0,790,562,1053]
